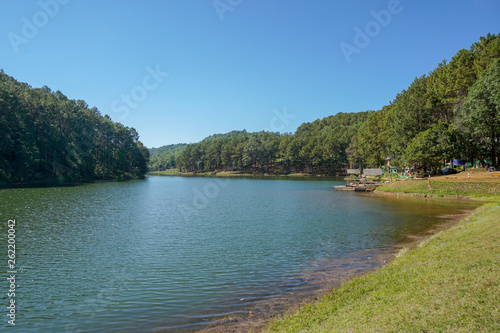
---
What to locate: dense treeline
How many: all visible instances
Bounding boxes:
[147,131,253,171]
[174,113,369,174]
[178,130,281,172]
[148,144,186,171]
[366,33,500,171]
[172,34,500,174]
[0,71,149,184]
[201,129,252,142]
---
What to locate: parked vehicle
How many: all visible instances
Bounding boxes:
[442,168,458,175]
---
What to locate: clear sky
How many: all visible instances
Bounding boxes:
[1,0,499,148]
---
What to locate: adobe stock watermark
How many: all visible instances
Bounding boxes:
[263,107,296,133]
[177,178,230,223]
[7,0,70,54]
[213,0,243,21]
[111,65,169,120]
[339,0,405,63]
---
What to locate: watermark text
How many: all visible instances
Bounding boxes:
[339,0,404,63]
[6,219,17,326]
[8,0,70,54]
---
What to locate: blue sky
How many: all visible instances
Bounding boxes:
[1,0,499,148]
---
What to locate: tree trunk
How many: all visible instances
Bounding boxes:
[491,132,498,167]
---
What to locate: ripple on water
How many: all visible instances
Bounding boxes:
[0,177,479,332]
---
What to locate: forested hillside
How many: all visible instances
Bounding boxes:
[0,72,149,184]
[148,144,186,171]
[175,112,369,174]
[148,131,253,171]
[148,130,256,171]
[5,34,497,182]
[173,34,500,174]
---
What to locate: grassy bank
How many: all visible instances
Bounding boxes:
[376,170,500,202]
[268,203,500,332]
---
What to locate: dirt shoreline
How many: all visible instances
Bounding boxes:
[194,197,476,333]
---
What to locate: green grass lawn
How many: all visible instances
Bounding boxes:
[268,204,500,332]
[377,180,500,201]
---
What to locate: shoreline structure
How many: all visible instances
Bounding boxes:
[198,171,499,332]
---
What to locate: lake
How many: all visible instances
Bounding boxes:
[0,176,477,332]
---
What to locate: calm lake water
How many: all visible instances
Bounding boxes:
[0,176,477,332]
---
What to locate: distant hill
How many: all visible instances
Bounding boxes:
[202,130,251,142]
[148,144,187,171]
[148,130,251,171]
[176,114,367,174]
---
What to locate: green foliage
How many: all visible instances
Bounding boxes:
[148,144,187,171]
[386,75,434,161]
[174,34,500,175]
[7,34,498,179]
[471,33,500,76]
[378,34,500,169]
[0,72,149,184]
[201,129,250,142]
[146,34,500,175]
[176,112,369,174]
[177,131,281,173]
[458,58,500,166]
[403,122,454,171]
[356,106,390,167]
